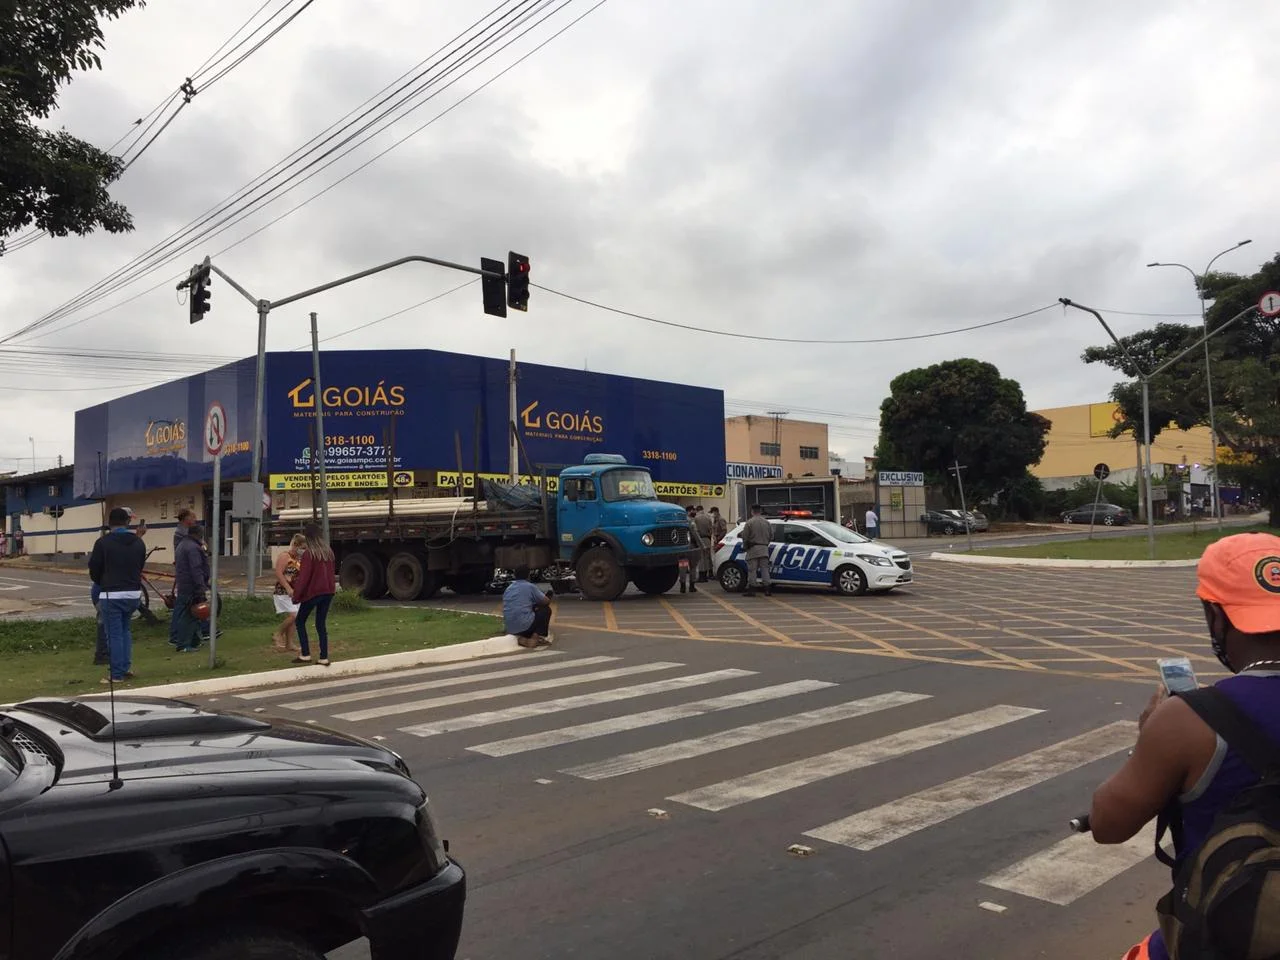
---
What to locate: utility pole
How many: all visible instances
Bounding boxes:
[766,411,788,467]
[508,349,518,482]
[1059,298,1259,560]
[179,251,518,595]
[949,460,974,552]
[309,312,330,544]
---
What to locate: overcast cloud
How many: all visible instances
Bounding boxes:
[2,0,1278,471]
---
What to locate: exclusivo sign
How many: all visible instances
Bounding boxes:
[878,470,925,486]
[726,462,785,480]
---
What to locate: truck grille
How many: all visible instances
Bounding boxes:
[650,527,690,547]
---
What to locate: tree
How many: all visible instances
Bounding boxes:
[1083,253,1280,527]
[1,1,143,241]
[874,358,1051,503]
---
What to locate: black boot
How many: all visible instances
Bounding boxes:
[680,583,686,594]
[690,582,698,592]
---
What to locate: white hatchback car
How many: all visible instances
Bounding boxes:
[713,516,913,596]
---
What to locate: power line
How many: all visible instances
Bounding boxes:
[535,285,1060,344]
[10,0,557,336]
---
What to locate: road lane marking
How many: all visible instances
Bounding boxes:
[670,705,1042,812]
[804,721,1137,850]
[333,662,684,722]
[402,669,760,738]
[278,656,616,709]
[236,651,568,700]
[467,679,831,755]
[561,691,931,781]
[602,601,618,631]
[701,590,798,644]
[980,821,1156,906]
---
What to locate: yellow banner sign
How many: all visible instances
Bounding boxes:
[269,471,415,491]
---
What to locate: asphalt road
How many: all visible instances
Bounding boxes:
[0,567,96,617]
[202,562,1208,960]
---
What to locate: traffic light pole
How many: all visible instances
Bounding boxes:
[193,253,513,597]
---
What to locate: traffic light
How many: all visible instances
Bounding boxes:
[481,256,507,318]
[507,252,530,312]
[188,261,212,324]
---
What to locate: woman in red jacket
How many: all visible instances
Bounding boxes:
[290,523,337,666]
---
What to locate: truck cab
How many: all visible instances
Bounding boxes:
[556,454,692,600]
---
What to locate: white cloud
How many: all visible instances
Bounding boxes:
[2,0,1278,473]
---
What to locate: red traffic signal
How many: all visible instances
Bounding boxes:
[507,252,530,312]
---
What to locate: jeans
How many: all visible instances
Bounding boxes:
[866,525,879,540]
[171,593,202,651]
[102,597,140,680]
[517,604,553,638]
[91,586,109,664]
[296,593,334,659]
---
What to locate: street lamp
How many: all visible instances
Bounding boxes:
[1059,298,1260,560]
[1147,239,1252,530]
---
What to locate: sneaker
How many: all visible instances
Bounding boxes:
[318,658,331,667]
[291,656,312,664]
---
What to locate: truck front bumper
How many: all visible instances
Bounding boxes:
[626,551,689,568]
[363,859,466,960]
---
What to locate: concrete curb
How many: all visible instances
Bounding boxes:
[929,552,1200,569]
[115,634,520,700]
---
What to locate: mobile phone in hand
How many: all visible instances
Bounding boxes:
[1158,657,1198,694]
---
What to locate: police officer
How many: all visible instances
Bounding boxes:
[692,505,714,582]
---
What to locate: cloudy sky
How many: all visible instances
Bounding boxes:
[3,0,1279,473]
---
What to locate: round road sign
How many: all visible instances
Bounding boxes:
[1259,291,1280,317]
[1094,462,1111,481]
[204,401,227,455]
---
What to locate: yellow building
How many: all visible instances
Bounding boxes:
[1031,402,1216,487]
[724,416,829,479]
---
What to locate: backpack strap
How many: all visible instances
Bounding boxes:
[1175,687,1280,778]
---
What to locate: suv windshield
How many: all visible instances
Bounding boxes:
[810,520,869,544]
[600,469,656,502]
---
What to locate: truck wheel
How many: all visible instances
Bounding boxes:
[632,566,679,596]
[142,928,323,960]
[386,551,428,602]
[339,551,386,600]
[576,546,627,601]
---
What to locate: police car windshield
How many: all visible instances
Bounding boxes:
[601,469,656,501]
[811,520,869,543]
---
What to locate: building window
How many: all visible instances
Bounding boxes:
[759,442,781,457]
[799,445,820,460]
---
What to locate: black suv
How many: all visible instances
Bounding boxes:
[0,695,465,960]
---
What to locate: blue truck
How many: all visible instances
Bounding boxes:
[271,454,694,602]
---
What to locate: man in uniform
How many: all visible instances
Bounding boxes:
[692,506,714,583]
[740,504,773,597]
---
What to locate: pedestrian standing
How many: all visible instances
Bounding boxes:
[680,506,703,594]
[171,526,209,652]
[710,506,727,544]
[91,525,110,666]
[14,528,23,556]
[740,504,773,597]
[692,505,714,582]
[0,530,7,558]
[502,564,554,648]
[168,507,197,647]
[291,522,337,666]
[865,507,879,539]
[88,507,146,684]
[271,533,305,651]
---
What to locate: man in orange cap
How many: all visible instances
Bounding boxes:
[1088,532,1280,960]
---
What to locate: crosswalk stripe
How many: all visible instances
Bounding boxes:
[278,656,619,709]
[979,821,1157,906]
[561,690,931,781]
[332,661,685,722]
[669,705,1041,812]
[403,669,764,739]
[804,720,1138,850]
[235,651,565,700]
[462,678,831,753]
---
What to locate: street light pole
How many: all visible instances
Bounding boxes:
[1059,298,1259,560]
[1147,239,1252,530]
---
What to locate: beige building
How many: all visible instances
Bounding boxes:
[1031,402,1217,487]
[724,416,829,479]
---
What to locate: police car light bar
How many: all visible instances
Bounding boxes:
[779,510,813,517]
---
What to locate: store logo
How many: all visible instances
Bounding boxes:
[288,378,406,410]
[1255,556,1280,595]
[145,419,187,453]
[520,400,603,435]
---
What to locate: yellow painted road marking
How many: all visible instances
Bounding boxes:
[701,590,799,645]
[767,596,906,656]
[659,598,705,639]
[602,601,617,631]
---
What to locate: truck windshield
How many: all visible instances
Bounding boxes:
[600,469,656,501]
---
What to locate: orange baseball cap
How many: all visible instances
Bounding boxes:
[1196,532,1280,635]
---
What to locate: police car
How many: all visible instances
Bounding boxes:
[713,512,913,596]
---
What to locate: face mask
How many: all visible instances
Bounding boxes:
[1203,600,1235,672]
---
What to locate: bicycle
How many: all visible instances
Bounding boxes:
[135,546,170,625]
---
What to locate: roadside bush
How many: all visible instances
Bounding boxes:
[331,589,370,613]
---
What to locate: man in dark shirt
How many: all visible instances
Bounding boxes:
[88,507,147,683]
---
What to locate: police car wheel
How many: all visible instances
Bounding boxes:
[942,523,955,536]
[718,563,746,593]
[835,565,868,597]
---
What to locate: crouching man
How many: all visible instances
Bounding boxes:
[503,565,554,648]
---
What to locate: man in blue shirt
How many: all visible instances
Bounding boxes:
[502,565,553,648]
